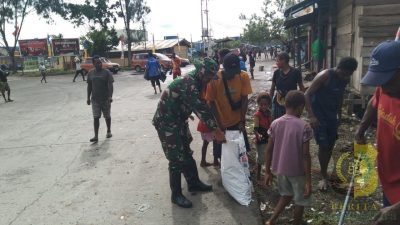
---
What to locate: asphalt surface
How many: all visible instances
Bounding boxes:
[0,60,275,225]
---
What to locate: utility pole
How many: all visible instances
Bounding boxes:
[201,0,210,56]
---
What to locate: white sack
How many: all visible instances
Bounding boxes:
[221,130,252,206]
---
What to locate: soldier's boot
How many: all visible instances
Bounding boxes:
[170,171,192,208]
[183,158,212,192]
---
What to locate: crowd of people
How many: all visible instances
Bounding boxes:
[2,39,398,224]
[150,40,399,225]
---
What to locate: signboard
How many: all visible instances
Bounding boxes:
[18,39,48,57]
[164,36,178,40]
[52,38,80,56]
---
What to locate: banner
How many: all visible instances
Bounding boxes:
[51,38,80,56]
[18,39,48,57]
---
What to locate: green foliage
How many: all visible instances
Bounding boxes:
[241,14,270,46]
[63,0,117,30]
[0,0,68,72]
[224,40,242,49]
[62,0,151,63]
[86,27,119,56]
[241,0,302,46]
[111,0,150,63]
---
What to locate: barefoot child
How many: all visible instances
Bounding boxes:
[197,120,213,167]
[264,90,313,225]
[253,92,272,181]
[196,84,214,167]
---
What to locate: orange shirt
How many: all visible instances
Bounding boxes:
[205,70,252,128]
[172,57,181,75]
[372,87,400,204]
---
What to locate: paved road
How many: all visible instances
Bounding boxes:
[0,65,270,225]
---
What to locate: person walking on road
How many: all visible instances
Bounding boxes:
[152,58,225,208]
[354,40,400,224]
[171,52,182,80]
[304,56,358,191]
[86,55,114,143]
[0,64,13,103]
[39,62,47,83]
[249,50,256,79]
[146,52,162,94]
[73,56,86,82]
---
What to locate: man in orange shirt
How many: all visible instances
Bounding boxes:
[205,53,253,161]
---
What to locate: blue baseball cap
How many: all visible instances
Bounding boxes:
[361,40,400,86]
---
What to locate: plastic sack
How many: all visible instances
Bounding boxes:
[143,69,150,80]
[159,70,166,82]
[221,130,252,206]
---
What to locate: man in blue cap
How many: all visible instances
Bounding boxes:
[355,40,400,224]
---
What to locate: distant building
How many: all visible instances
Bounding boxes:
[164,36,178,40]
[109,38,191,59]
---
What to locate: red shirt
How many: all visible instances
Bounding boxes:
[197,88,211,133]
[372,87,400,204]
[197,120,210,133]
[254,110,272,131]
[254,110,272,144]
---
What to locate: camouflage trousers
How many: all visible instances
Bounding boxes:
[155,122,194,173]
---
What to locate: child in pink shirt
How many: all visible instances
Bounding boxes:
[264,90,313,225]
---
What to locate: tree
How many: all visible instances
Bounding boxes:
[86,27,119,56]
[111,0,150,65]
[62,0,121,57]
[63,0,117,30]
[240,14,270,46]
[0,0,66,72]
[240,0,302,46]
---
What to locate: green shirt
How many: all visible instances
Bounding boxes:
[152,72,218,131]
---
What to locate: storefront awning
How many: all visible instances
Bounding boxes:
[284,0,318,29]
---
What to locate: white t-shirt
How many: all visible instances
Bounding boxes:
[39,64,46,71]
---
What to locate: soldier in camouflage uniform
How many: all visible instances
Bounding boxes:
[152,58,225,208]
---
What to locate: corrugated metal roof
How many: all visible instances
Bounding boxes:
[129,39,190,51]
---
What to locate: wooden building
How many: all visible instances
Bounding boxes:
[285,0,400,100]
[336,0,400,95]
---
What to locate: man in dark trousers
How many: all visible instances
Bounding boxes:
[86,55,114,142]
[0,64,13,103]
[73,56,85,82]
[304,57,358,191]
[249,50,256,79]
[152,58,225,208]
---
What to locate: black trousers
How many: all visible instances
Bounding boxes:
[73,69,85,81]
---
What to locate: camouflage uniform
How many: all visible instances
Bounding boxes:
[152,59,219,173]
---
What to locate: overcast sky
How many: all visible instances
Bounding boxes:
[8,0,266,43]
